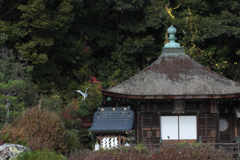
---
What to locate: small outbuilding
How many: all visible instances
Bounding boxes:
[90,26,240,147]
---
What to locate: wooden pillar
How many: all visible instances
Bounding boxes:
[205,114,208,143]
[137,114,140,143]
[230,113,233,142]
[102,96,107,106]
[235,118,238,138]
[141,115,143,143]
[137,103,140,143]
[100,135,103,148]
[235,118,238,140]
[123,137,126,145]
[118,135,121,147]
[159,114,161,138]
[216,113,219,143]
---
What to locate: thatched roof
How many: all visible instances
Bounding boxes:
[102,53,240,99]
[102,26,240,99]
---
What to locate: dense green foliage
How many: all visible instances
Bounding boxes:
[172,0,240,78]
[64,129,81,151]
[1,0,240,96]
[0,48,36,127]
[0,0,240,154]
[13,148,67,160]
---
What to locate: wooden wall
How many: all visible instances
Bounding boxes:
[105,97,239,144]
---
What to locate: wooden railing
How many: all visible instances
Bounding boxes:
[142,138,240,157]
[210,143,240,155]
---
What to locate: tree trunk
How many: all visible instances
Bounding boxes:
[6,98,10,124]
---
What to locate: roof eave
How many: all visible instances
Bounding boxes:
[89,129,131,134]
[102,90,240,99]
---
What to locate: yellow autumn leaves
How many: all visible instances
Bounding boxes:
[215,61,237,66]
[165,2,182,19]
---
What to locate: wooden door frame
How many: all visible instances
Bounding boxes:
[140,114,161,144]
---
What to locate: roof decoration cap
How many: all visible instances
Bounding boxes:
[162,25,184,55]
[164,25,181,48]
[167,25,177,34]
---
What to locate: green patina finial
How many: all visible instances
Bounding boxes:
[162,25,184,55]
[164,25,180,48]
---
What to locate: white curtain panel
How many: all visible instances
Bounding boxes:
[161,116,178,140]
[179,116,197,139]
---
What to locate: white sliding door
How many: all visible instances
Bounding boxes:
[161,115,197,140]
[179,116,197,139]
[161,116,178,140]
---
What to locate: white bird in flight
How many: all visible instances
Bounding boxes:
[75,84,95,100]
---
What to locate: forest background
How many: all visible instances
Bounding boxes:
[0,0,240,152]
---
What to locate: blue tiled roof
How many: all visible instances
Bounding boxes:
[89,106,134,133]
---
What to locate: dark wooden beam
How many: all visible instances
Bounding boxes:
[102,90,240,100]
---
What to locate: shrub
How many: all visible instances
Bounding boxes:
[64,129,81,152]
[68,146,151,160]
[68,142,232,160]
[62,99,94,148]
[13,148,67,160]
[135,142,147,152]
[1,104,66,152]
[68,148,92,160]
[41,95,63,114]
[153,142,232,160]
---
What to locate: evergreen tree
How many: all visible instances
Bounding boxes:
[0,48,36,126]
